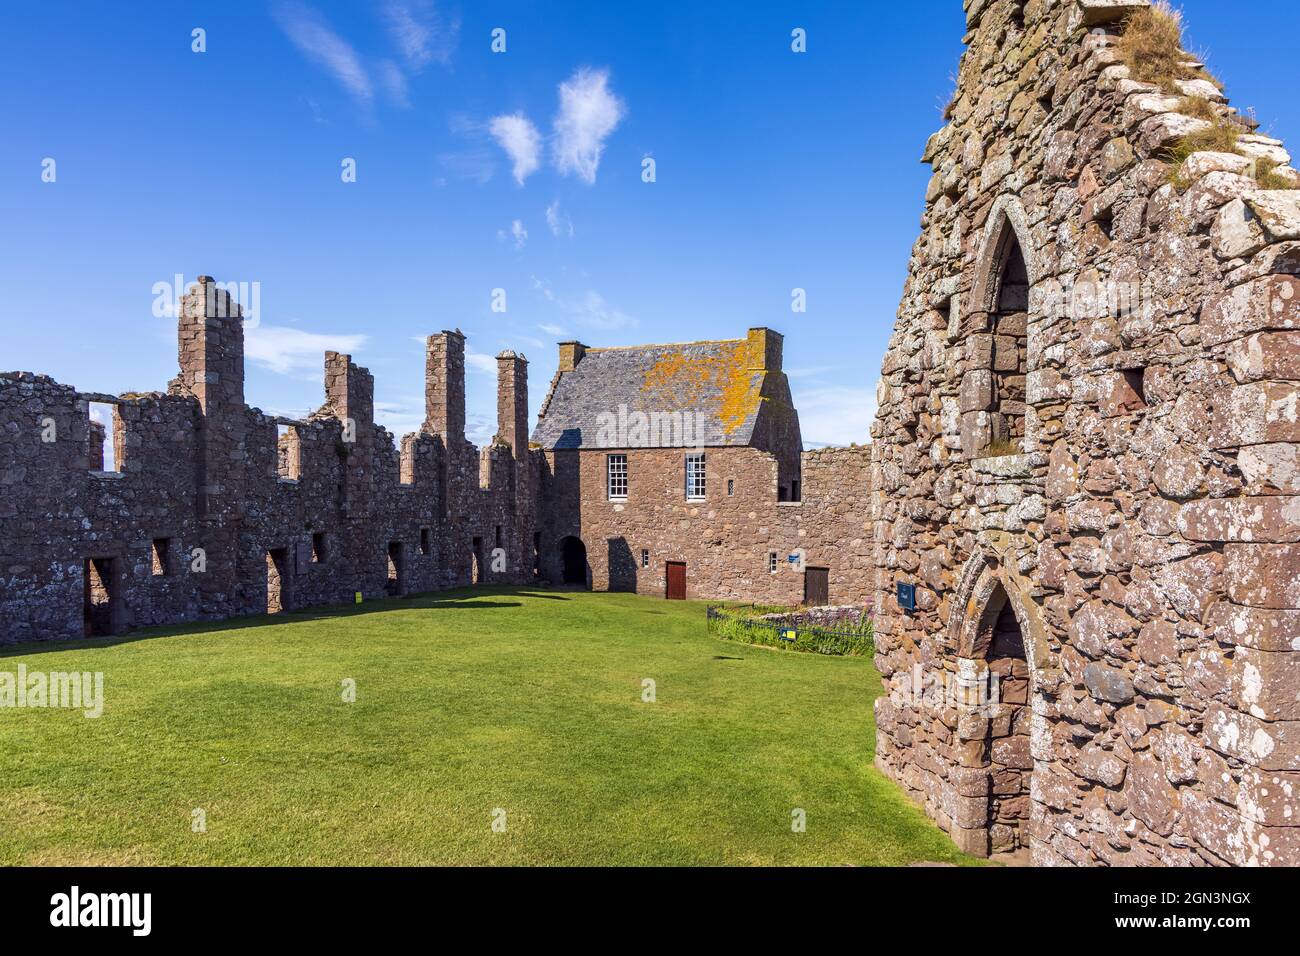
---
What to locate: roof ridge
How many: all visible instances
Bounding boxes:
[586,338,745,353]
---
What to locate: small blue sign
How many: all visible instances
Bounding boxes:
[897,582,916,612]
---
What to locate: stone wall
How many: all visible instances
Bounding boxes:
[536,443,873,605]
[0,277,537,644]
[871,0,1300,865]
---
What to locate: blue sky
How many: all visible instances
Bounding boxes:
[3,1,1299,446]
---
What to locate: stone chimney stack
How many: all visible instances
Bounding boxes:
[425,330,466,445]
[323,351,374,440]
[495,350,529,456]
[557,341,587,372]
[177,275,245,414]
[746,327,783,372]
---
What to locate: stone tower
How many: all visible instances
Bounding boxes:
[871,0,1300,865]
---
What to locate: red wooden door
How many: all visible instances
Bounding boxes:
[665,561,687,601]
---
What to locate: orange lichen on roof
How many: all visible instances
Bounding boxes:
[641,342,761,436]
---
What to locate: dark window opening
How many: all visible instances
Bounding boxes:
[471,536,484,584]
[1092,205,1114,242]
[641,548,650,569]
[312,532,327,563]
[726,479,735,496]
[778,486,789,502]
[791,479,801,502]
[769,552,778,574]
[495,525,503,548]
[151,538,170,576]
[83,557,120,636]
[983,225,1030,456]
[386,541,404,596]
[1122,368,1149,410]
[419,527,431,556]
[533,531,542,577]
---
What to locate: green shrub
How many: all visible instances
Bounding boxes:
[706,606,874,657]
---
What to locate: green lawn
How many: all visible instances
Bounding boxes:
[0,587,972,866]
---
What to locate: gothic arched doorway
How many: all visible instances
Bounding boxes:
[971,581,1032,856]
[559,536,588,587]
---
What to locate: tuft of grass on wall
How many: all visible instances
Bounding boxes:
[1119,2,1220,94]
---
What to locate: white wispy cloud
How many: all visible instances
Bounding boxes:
[273,2,373,105]
[378,60,409,107]
[792,384,877,448]
[567,290,635,330]
[465,344,499,376]
[383,0,459,71]
[497,219,528,249]
[488,113,542,185]
[538,322,566,337]
[545,199,574,237]
[246,325,368,375]
[552,67,625,183]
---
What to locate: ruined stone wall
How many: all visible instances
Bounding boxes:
[871,0,1300,865]
[0,278,536,643]
[536,444,873,605]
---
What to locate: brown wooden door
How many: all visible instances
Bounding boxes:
[803,567,829,606]
[665,561,687,600]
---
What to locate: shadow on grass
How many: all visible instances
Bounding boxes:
[0,585,578,658]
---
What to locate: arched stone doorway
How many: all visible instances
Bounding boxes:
[559,536,588,587]
[950,551,1043,858]
[969,582,1032,855]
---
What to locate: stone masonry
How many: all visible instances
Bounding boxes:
[871,0,1300,865]
[533,329,874,605]
[0,277,536,642]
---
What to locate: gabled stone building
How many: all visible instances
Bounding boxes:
[533,329,873,603]
[871,0,1300,865]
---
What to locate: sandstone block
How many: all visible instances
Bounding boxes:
[1202,275,1300,347]
[1178,496,1300,543]
[1225,543,1300,608]
[1227,331,1300,383]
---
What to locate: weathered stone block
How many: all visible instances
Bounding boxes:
[1178,496,1300,543]
[1225,544,1300,608]
[1202,275,1300,347]
[1209,382,1300,449]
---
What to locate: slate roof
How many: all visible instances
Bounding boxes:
[532,339,766,450]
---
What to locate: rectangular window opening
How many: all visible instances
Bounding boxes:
[495,524,503,548]
[87,402,123,472]
[312,532,327,563]
[151,538,170,576]
[726,478,735,496]
[685,453,706,500]
[607,454,628,500]
[769,552,778,574]
[419,527,431,556]
[641,548,650,569]
[277,423,302,481]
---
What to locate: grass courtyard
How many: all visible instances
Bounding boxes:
[0,588,973,866]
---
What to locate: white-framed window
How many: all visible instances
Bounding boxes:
[641,549,650,569]
[607,454,628,500]
[768,551,778,574]
[685,453,706,500]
